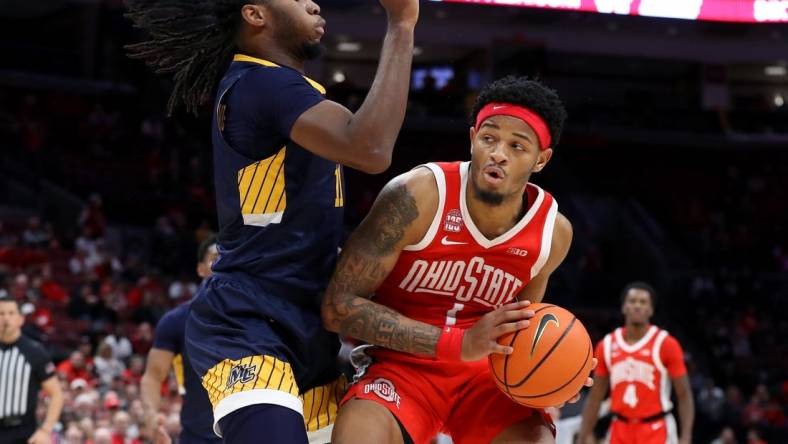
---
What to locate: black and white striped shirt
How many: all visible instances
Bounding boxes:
[0,335,54,432]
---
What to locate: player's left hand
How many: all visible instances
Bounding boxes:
[27,429,50,444]
[552,357,597,408]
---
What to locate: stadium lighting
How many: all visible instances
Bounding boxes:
[765,65,787,76]
[337,42,362,52]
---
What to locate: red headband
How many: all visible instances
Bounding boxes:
[475,102,552,150]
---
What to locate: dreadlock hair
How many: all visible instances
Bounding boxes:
[125,0,261,115]
[470,76,568,148]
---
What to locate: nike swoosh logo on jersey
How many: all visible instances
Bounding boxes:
[441,236,468,246]
[530,314,560,356]
[651,422,663,430]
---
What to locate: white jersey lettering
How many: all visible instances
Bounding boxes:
[399,256,523,308]
[610,357,656,390]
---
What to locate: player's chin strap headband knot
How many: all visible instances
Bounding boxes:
[475,102,552,151]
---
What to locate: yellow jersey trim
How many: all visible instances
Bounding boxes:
[172,354,186,395]
[233,54,327,95]
[202,355,300,409]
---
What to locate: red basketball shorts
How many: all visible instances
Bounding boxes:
[341,353,554,444]
[609,415,679,444]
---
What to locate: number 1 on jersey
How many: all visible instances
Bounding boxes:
[623,383,639,408]
[445,303,465,326]
[335,164,344,207]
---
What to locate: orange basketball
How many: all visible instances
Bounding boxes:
[489,303,593,408]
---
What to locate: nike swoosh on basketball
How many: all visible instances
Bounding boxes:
[530,314,560,356]
[441,236,467,246]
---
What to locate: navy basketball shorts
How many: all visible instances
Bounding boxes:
[185,274,346,439]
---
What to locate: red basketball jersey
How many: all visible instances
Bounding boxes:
[374,161,558,331]
[594,326,687,419]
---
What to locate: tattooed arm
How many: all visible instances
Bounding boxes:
[321,167,444,356]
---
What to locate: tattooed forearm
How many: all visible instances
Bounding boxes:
[322,180,441,356]
[332,286,440,355]
[325,249,441,356]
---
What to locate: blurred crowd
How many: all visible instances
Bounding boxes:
[0,59,786,444]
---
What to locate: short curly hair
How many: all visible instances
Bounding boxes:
[620,281,657,308]
[470,76,567,148]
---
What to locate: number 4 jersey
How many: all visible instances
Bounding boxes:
[594,325,687,418]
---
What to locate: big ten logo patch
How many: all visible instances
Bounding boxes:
[506,247,528,257]
[226,363,258,390]
[364,378,401,409]
[444,209,463,233]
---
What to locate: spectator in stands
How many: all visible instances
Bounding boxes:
[64,423,85,444]
[699,378,726,423]
[94,342,125,387]
[72,390,99,420]
[79,193,106,238]
[122,355,145,386]
[70,378,89,395]
[130,322,153,355]
[21,217,52,249]
[724,385,745,426]
[746,428,767,444]
[79,417,95,442]
[58,350,95,385]
[112,411,140,444]
[742,385,769,427]
[103,390,122,413]
[69,249,89,276]
[105,324,133,361]
[94,427,113,444]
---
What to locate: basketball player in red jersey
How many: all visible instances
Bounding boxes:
[578,282,695,444]
[322,76,593,444]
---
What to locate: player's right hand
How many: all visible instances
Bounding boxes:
[461,300,534,362]
[144,413,167,444]
[153,424,172,444]
[378,0,419,26]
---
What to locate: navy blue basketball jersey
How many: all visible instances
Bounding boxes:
[153,302,219,443]
[211,54,344,308]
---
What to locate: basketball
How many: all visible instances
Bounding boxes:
[489,303,593,408]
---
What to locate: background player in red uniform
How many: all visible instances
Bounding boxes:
[322,76,592,444]
[578,282,695,444]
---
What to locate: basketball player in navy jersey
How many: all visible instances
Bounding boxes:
[126,0,419,442]
[141,235,220,444]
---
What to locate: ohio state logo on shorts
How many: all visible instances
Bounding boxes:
[364,377,402,409]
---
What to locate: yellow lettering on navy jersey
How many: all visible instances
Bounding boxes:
[202,355,299,409]
[334,164,344,208]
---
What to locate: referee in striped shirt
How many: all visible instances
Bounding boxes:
[0,295,63,444]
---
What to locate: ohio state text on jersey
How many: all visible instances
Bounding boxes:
[374,161,558,330]
[594,326,687,419]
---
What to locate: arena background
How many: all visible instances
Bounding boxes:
[0,0,786,443]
